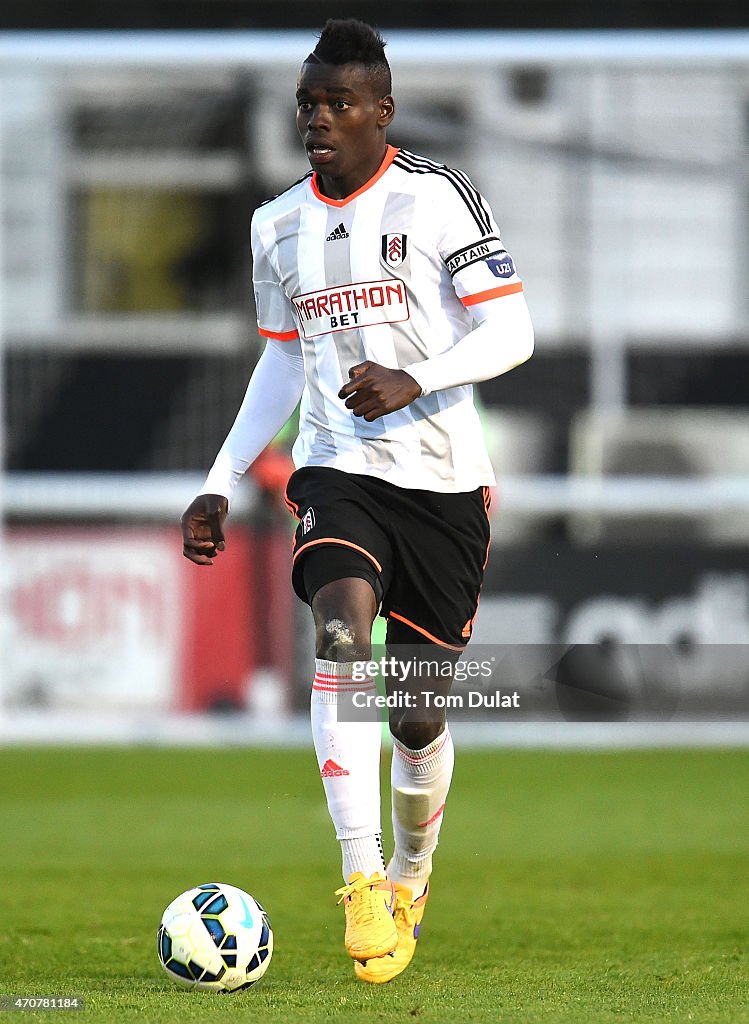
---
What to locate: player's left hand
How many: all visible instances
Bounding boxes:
[338,361,421,421]
[181,493,229,565]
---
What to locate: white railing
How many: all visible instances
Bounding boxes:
[3,473,252,519]
[5,473,749,520]
[2,30,749,64]
[497,476,749,515]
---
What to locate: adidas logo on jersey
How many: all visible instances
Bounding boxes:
[325,222,349,241]
[320,759,350,778]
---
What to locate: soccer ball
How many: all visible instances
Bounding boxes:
[157,882,273,992]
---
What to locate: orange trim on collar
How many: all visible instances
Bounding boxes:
[311,145,399,208]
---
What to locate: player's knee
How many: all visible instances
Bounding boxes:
[311,578,376,662]
[315,613,370,662]
[389,714,444,750]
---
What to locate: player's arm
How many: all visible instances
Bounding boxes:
[183,214,304,565]
[181,338,305,564]
[405,176,533,396]
[340,175,532,420]
[400,289,533,397]
[338,292,533,419]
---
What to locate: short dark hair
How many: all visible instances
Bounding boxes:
[309,18,392,94]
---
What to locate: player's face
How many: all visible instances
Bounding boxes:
[296,61,395,200]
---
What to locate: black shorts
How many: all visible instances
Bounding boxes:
[284,466,491,651]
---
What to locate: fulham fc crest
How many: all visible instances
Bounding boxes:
[381,233,408,269]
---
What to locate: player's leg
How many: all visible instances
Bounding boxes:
[384,483,488,899]
[309,570,383,882]
[354,624,456,983]
[385,621,458,897]
[305,560,398,961]
[285,468,397,962]
[355,481,489,983]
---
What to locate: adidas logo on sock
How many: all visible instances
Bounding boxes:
[325,222,349,241]
[320,758,350,777]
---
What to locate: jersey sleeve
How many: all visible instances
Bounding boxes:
[436,172,523,313]
[250,215,299,342]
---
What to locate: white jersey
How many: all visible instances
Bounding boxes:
[251,145,524,493]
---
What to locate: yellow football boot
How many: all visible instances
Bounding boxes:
[354,881,429,983]
[335,872,397,961]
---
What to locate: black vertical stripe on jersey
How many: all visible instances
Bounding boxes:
[452,167,495,231]
[394,151,490,234]
[393,151,493,235]
[393,148,491,232]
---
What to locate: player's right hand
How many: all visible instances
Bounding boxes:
[181,494,229,565]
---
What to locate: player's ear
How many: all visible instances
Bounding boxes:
[379,94,395,127]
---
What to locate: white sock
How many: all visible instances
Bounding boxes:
[311,659,385,882]
[388,728,455,896]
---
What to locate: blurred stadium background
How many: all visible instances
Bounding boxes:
[2,24,749,744]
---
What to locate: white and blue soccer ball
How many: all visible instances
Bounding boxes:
[157,882,273,992]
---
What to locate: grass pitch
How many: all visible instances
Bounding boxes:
[0,745,747,1024]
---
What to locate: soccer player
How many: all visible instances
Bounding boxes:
[181,19,534,983]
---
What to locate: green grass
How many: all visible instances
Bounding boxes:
[0,746,747,1023]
